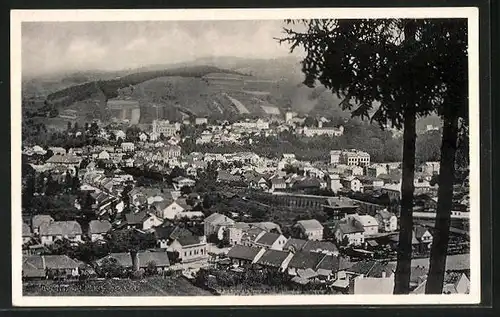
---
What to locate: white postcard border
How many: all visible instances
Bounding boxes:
[11,7,481,307]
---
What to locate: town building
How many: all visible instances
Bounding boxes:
[167,235,208,263]
[152,120,180,137]
[121,142,135,152]
[39,221,83,245]
[294,219,324,241]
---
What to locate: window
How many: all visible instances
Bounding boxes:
[184,252,187,257]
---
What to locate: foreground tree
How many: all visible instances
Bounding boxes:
[423,19,468,294]
[279,19,456,293]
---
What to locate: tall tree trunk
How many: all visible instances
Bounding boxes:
[425,113,459,294]
[394,109,417,294]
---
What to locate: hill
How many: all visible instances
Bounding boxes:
[22,56,442,127]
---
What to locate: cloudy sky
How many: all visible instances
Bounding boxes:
[22,20,302,77]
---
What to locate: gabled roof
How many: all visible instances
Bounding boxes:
[176,235,205,247]
[32,215,54,229]
[315,254,340,273]
[296,219,324,231]
[124,211,149,225]
[227,244,262,261]
[89,220,112,234]
[347,260,395,278]
[287,251,325,270]
[203,213,234,225]
[302,240,339,254]
[40,221,82,236]
[283,238,308,252]
[255,232,283,247]
[255,249,290,268]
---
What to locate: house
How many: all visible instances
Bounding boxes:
[122,211,163,231]
[340,176,362,192]
[203,213,235,237]
[153,199,187,220]
[23,255,81,280]
[301,240,340,256]
[39,221,83,245]
[270,177,287,192]
[283,238,308,253]
[167,235,208,263]
[345,260,396,294]
[255,249,294,272]
[418,161,440,176]
[253,232,288,251]
[374,209,398,232]
[96,251,171,272]
[294,219,324,241]
[31,215,55,235]
[172,176,196,191]
[250,222,281,233]
[88,220,112,242]
[414,225,434,251]
[154,225,195,249]
[286,251,325,276]
[326,174,342,193]
[121,142,135,152]
[22,222,32,244]
[334,217,365,246]
[226,244,266,266]
[366,165,388,178]
[98,150,111,160]
[139,132,149,142]
[195,117,208,125]
[350,214,379,236]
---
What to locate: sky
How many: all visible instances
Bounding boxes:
[22,20,302,77]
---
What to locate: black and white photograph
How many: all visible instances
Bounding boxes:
[11,8,480,306]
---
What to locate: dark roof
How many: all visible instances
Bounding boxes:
[137,251,170,267]
[283,238,308,252]
[89,220,112,234]
[255,232,282,246]
[124,211,148,225]
[154,225,193,240]
[255,249,290,268]
[227,245,262,261]
[287,251,325,270]
[292,177,321,189]
[316,254,340,272]
[336,218,364,234]
[176,235,204,247]
[347,260,396,278]
[302,240,339,254]
[39,221,82,236]
[414,225,432,240]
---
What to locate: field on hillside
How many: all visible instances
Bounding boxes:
[23,276,215,296]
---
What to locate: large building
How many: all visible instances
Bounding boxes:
[301,126,344,137]
[330,149,371,167]
[151,120,181,137]
[106,99,141,124]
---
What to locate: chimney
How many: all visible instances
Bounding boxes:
[381,271,386,278]
[130,250,140,272]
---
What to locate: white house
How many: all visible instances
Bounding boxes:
[98,150,111,160]
[334,218,365,246]
[203,213,235,237]
[295,219,324,241]
[121,142,135,152]
[350,214,379,236]
[374,209,398,232]
[341,176,362,192]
